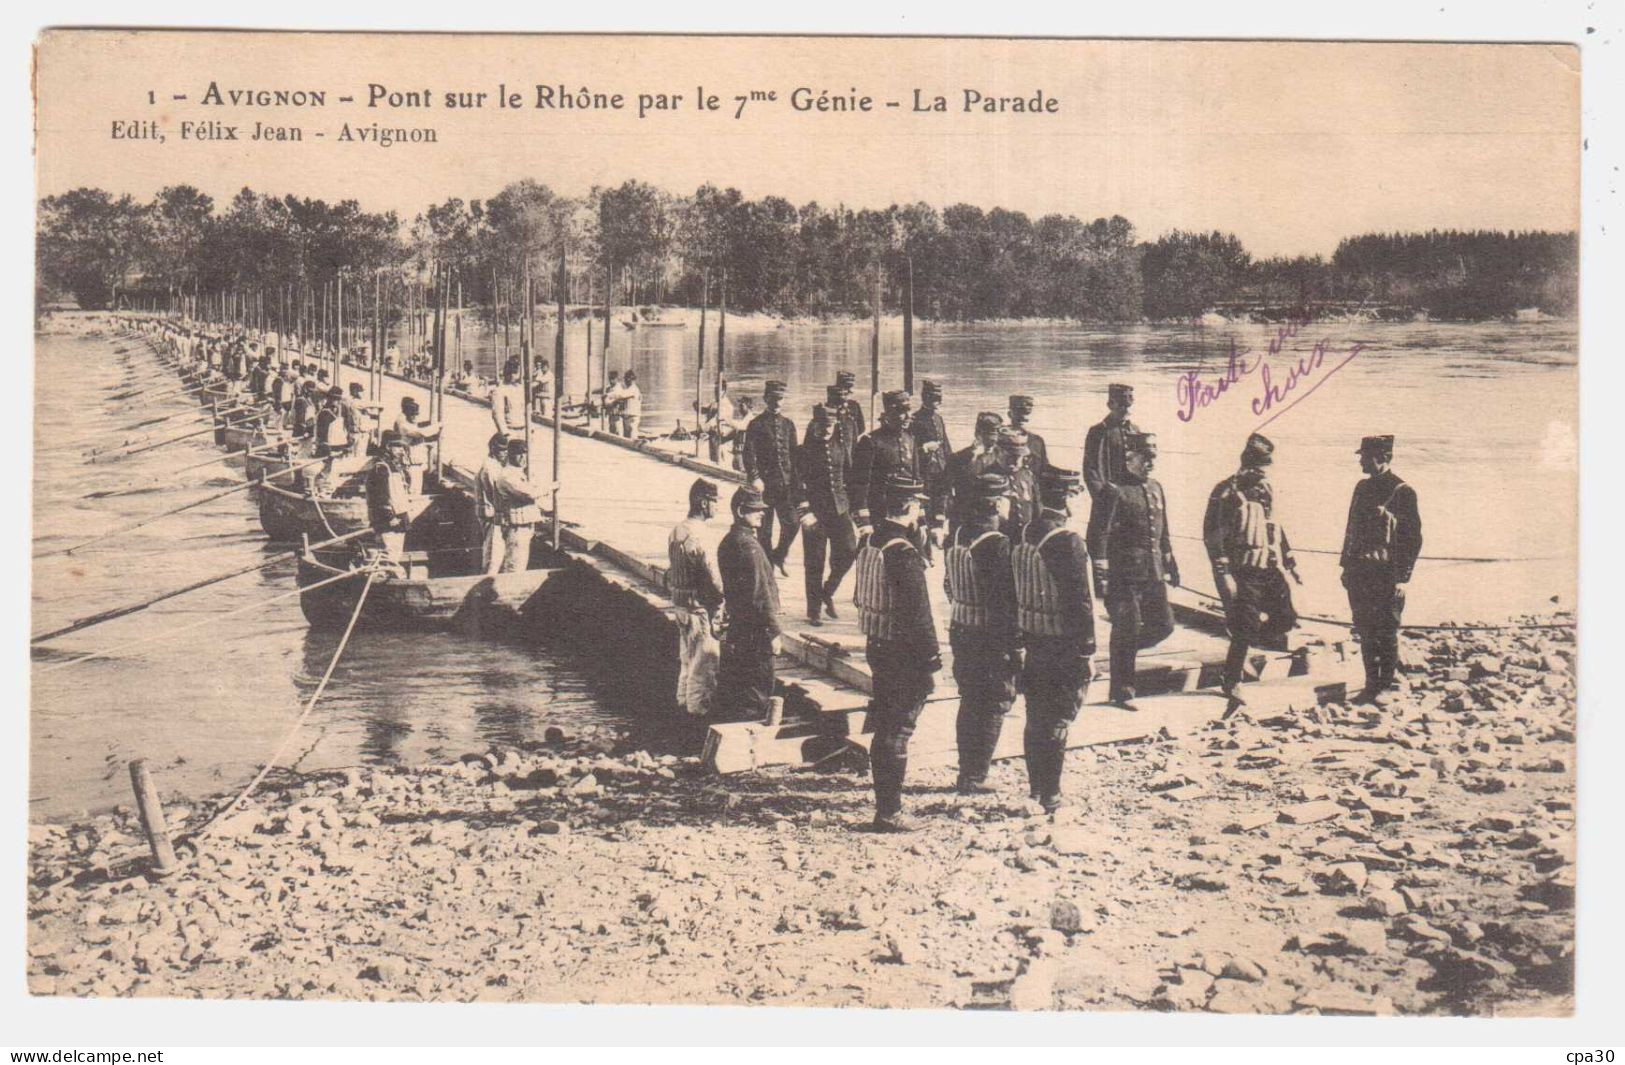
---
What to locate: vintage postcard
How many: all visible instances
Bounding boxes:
[28,30,1578,1016]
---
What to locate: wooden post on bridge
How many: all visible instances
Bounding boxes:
[335,272,344,395]
[903,256,914,395]
[600,264,611,432]
[870,261,882,422]
[717,268,727,451]
[696,269,708,458]
[553,253,567,551]
[521,258,534,486]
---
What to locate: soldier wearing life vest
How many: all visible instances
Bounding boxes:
[853,474,940,832]
[944,471,1020,795]
[1340,434,1423,705]
[475,433,509,575]
[313,386,351,494]
[741,379,800,574]
[366,430,412,564]
[795,401,856,625]
[944,411,1004,538]
[1089,432,1178,711]
[850,391,920,533]
[493,438,544,573]
[1083,383,1140,549]
[1007,394,1048,474]
[997,427,1040,538]
[717,485,782,722]
[667,478,725,717]
[1013,465,1096,814]
[1204,432,1301,709]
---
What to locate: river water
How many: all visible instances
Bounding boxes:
[30,315,1577,820]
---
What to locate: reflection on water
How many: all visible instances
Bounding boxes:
[31,316,1577,819]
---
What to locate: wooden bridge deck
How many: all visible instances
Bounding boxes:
[351,367,1363,774]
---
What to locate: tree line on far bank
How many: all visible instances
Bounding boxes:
[37,180,1577,323]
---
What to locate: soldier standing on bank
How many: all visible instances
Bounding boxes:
[1008,394,1049,473]
[833,369,867,464]
[1203,432,1301,709]
[850,390,920,534]
[853,474,941,832]
[1013,466,1096,814]
[796,402,857,625]
[997,427,1040,538]
[910,379,953,556]
[667,478,726,717]
[1082,383,1140,548]
[944,471,1021,795]
[1340,435,1423,705]
[741,379,800,576]
[944,411,1004,538]
[717,485,783,722]
[1089,432,1179,711]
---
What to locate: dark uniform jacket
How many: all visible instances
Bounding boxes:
[1089,477,1175,582]
[1023,513,1097,653]
[741,410,798,502]
[1020,428,1049,475]
[866,519,940,662]
[947,522,1019,648]
[909,407,953,509]
[850,425,919,521]
[837,398,866,464]
[945,443,1001,531]
[718,522,782,639]
[1203,466,1294,574]
[795,429,851,520]
[1082,415,1139,497]
[1340,469,1423,582]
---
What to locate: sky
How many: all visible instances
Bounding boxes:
[34,31,1581,258]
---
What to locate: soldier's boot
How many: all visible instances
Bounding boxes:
[1220,639,1250,699]
[1355,642,1384,704]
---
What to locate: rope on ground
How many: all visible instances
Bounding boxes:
[1166,531,1560,564]
[1180,584,1575,634]
[33,566,369,676]
[184,567,379,844]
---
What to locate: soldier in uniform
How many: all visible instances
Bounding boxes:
[667,478,725,717]
[1013,466,1096,813]
[493,438,545,573]
[997,427,1040,538]
[1007,394,1048,473]
[851,390,920,534]
[475,433,509,575]
[833,369,867,464]
[910,379,953,556]
[853,474,941,831]
[1340,434,1423,705]
[1082,383,1140,548]
[1089,432,1179,711]
[795,402,856,624]
[491,356,527,443]
[740,379,800,574]
[943,471,1020,795]
[944,411,1004,538]
[1204,432,1301,709]
[717,485,783,722]
[366,430,412,566]
[393,396,442,495]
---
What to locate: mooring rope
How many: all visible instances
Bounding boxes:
[1179,584,1574,635]
[1165,531,1561,565]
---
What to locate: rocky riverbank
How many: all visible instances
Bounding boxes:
[26,620,1575,1013]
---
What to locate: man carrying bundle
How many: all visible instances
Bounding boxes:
[667,478,726,717]
[1340,434,1424,705]
[1013,466,1096,814]
[1204,431,1301,710]
[741,379,800,575]
[1089,432,1179,711]
[853,474,941,832]
[717,485,782,723]
[943,471,1020,795]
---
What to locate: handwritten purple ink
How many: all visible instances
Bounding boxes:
[1176,339,1257,423]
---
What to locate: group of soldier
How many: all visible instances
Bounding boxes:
[669,373,1423,832]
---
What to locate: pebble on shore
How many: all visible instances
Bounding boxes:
[26,621,1575,1013]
